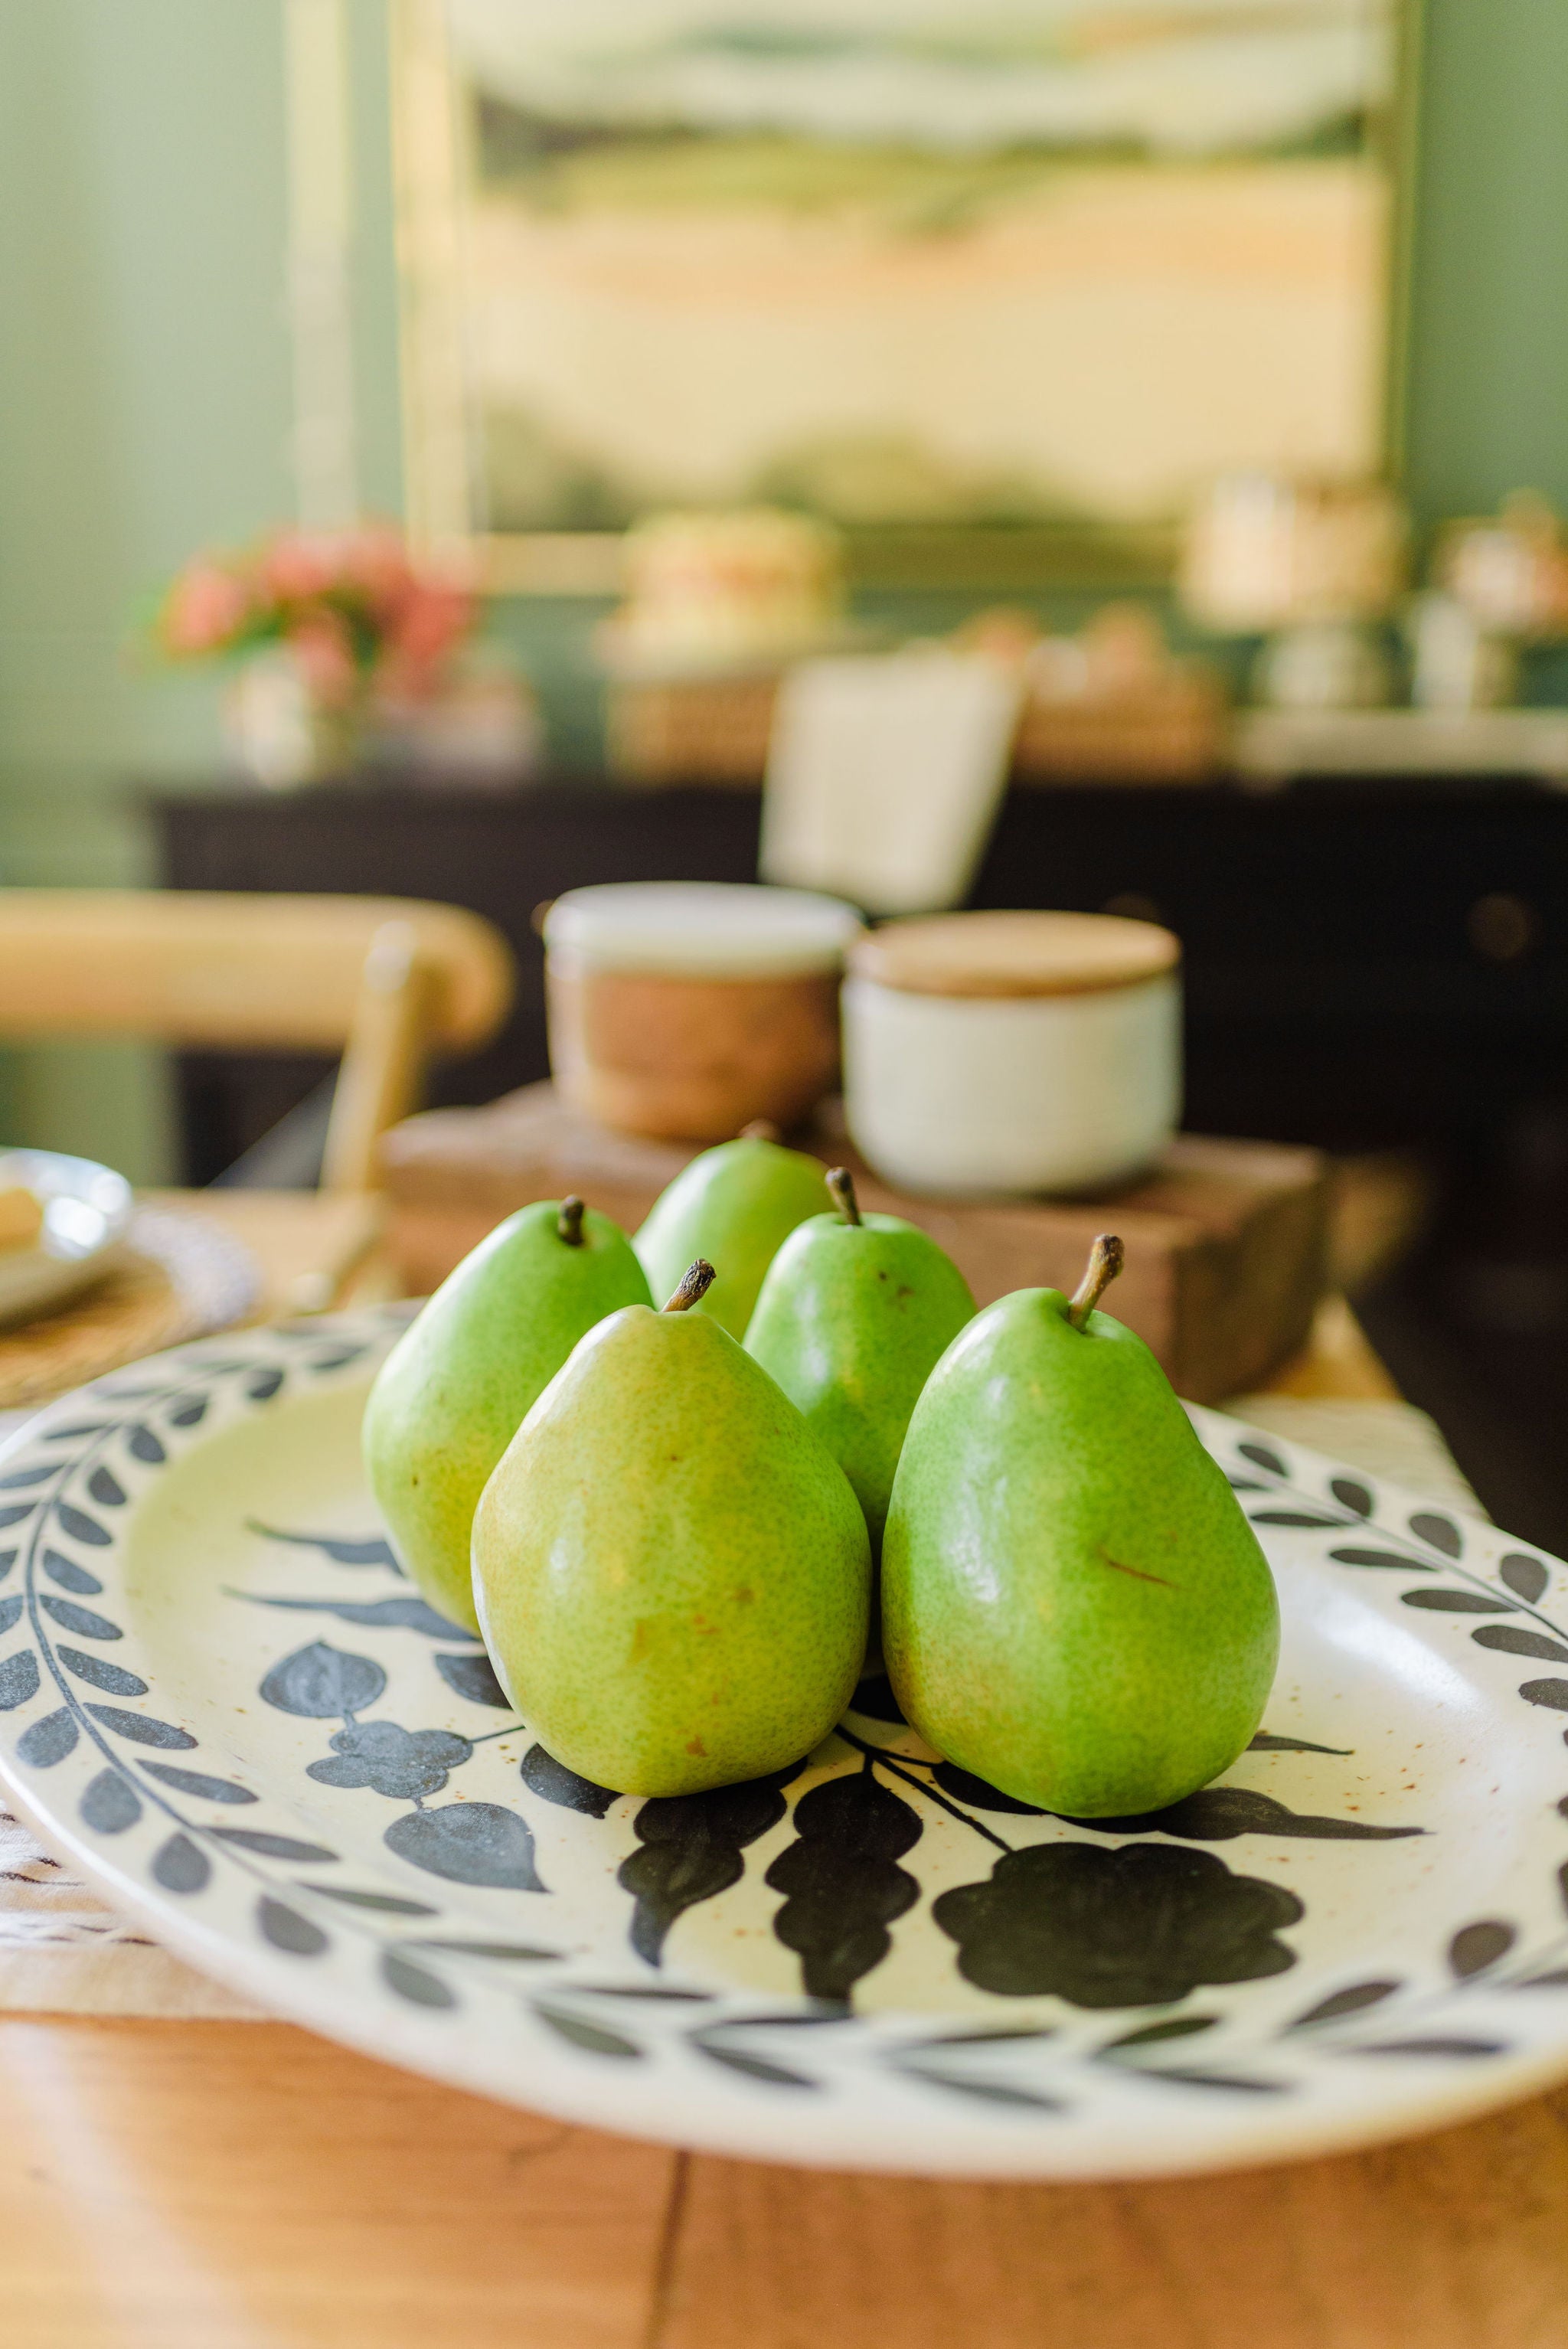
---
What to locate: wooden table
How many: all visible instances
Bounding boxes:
[10,1192,1563,2349]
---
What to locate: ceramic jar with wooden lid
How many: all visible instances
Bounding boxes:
[842,910,1181,1195]
[544,881,863,1143]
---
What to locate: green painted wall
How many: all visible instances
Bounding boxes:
[0,0,400,1176]
[0,0,1564,1172]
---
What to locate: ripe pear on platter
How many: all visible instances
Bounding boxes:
[744,1168,975,1559]
[363,1198,651,1635]
[472,1259,871,1796]
[634,1129,828,1340]
[882,1236,1279,1818]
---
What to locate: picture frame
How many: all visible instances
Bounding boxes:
[390,0,1420,595]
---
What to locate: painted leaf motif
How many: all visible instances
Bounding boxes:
[1100,2014,1219,2051]
[1354,2037,1506,2059]
[1248,1510,1344,1530]
[0,1506,36,1531]
[1409,1512,1462,1557]
[83,1705,195,1749]
[1061,1787,1421,1843]
[0,1650,40,1710]
[0,1596,21,1635]
[521,1743,619,1818]
[1286,1980,1401,2029]
[1501,1553,1550,1605]
[384,1802,545,1891]
[1237,1442,1286,1475]
[39,1596,120,1641]
[1449,1920,1516,1978]
[153,1834,210,1893]
[1401,1590,1515,1614]
[765,1760,923,2002]
[127,1425,166,1465]
[142,1764,256,1804]
[18,1708,77,1767]
[933,1841,1302,2008]
[1474,1626,1568,1663]
[54,1504,110,1547]
[381,1950,457,2009]
[622,1774,792,1965]
[87,1468,126,1508]
[1519,1680,1568,1712]
[247,1521,400,1571]
[1331,1548,1433,1573]
[411,1936,557,1958]
[895,2067,1065,2112]
[434,1651,512,1710]
[1331,1478,1374,1517]
[43,1550,103,1594]
[260,1642,387,1719]
[0,1464,55,1489]
[311,1887,438,1916]
[690,2040,818,2089]
[57,1646,147,1697]
[80,1770,142,1834]
[236,1593,475,1641]
[309,1720,472,1799]
[212,1828,339,1863]
[247,1370,285,1403]
[259,1897,328,1955]
[1248,1733,1351,1754]
[531,2003,642,2059]
[167,1398,208,1428]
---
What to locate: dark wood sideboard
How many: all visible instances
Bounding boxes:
[150,773,1568,1183]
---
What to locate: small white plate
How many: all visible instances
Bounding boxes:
[3,1308,1568,2179]
[0,1151,132,1328]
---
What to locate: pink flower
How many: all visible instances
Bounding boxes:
[286,610,360,707]
[161,561,250,655]
[379,580,474,700]
[259,529,345,604]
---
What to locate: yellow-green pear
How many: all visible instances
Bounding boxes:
[744,1168,975,1560]
[472,1260,871,1795]
[363,1199,651,1634]
[635,1132,828,1339]
[883,1237,1279,1818]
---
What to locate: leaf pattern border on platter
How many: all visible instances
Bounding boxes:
[5,1328,1568,2112]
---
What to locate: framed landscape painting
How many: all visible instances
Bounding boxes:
[393,0,1411,587]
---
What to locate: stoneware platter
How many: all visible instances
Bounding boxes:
[2,1307,1568,2180]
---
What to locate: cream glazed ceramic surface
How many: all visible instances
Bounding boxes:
[3,1308,1568,2178]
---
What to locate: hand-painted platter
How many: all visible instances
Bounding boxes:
[3,1308,1568,2178]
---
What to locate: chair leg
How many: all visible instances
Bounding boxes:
[322,922,434,1194]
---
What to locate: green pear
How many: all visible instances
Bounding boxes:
[882,1237,1279,1818]
[363,1198,651,1635]
[635,1132,828,1340]
[743,1168,975,1558]
[472,1259,871,1795]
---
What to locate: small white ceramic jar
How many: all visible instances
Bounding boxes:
[842,911,1181,1196]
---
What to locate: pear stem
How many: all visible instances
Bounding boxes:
[826,1167,861,1226]
[1067,1233,1124,1330]
[557,1196,586,1247]
[740,1119,780,1142]
[662,1259,716,1312]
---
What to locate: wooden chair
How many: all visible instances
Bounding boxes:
[0,890,514,1192]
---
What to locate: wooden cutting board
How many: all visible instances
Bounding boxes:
[377,1083,1327,1404]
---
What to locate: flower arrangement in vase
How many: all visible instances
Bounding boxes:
[157,525,475,787]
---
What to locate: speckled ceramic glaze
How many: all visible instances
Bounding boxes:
[4,1308,1568,2178]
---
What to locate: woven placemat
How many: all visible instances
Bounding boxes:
[0,1205,262,1410]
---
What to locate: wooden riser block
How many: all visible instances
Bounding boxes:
[378,1083,1328,1405]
